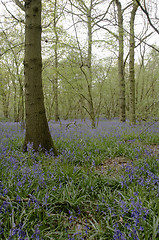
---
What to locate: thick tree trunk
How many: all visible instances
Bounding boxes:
[24,0,58,154]
[129,1,138,124]
[115,0,126,122]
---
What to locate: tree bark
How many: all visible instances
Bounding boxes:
[53,0,59,122]
[2,90,10,119]
[24,0,58,155]
[129,1,138,124]
[87,1,96,128]
[115,0,126,122]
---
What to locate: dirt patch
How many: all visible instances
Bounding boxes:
[126,139,159,157]
[146,145,159,156]
[95,156,132,174]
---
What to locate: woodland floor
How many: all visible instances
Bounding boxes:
[0,119,159,240]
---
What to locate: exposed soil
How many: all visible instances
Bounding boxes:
[95,156,132,174]
[95,142,159,175]
[147,144,159,156]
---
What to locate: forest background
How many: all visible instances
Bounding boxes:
[0,0,159,126]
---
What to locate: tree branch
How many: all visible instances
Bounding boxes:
[13,0,25,12]
[135,0,159,34]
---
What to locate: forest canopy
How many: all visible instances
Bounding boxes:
[0,0,159,124]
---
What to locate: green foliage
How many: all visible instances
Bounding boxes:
[1,121,159,239]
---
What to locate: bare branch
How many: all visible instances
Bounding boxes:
[1,1,24,23]
[13,0,25,12]
[135,0,159,34]
[0,42,24,57]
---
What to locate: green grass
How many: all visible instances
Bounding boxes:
[0,121,159,239]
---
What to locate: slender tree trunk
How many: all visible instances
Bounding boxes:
[115,0,126,122]
[54,44,59,122]
[2,91,10,119]
[129,1,138,124]
[20,83,25,124]
[53,0,59,122]
[87,3,96,128]
[13,87,18,122]
[24,0,58,155]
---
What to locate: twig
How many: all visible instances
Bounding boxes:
[136,119,159,139]
[0,195,30,202]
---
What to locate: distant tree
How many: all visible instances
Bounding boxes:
[115,0,126,122]
[129,0,139,124]
[0,23,24,122]
[69,0,96,127]
[101,63,119,119]
[3,30,24,122]
[136,46,159,119]
[0,66,10,119]
[87,0,96,128]
[53,0,59,122]
[43,0,64,122]
[68,0,111,127]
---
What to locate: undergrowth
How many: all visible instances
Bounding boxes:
[0,120,159,239]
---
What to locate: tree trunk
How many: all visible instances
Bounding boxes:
[53,0,59,122]
[129,1,138,124]
[2,90,10,119]
[24,0,58,155]
[13,87,18,122]
[87,3,96,128]
[115,0,126,122]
